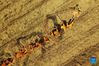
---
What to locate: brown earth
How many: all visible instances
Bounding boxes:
[0,0,99,66]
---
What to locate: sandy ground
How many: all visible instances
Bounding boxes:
[65,44,99,66]
[0,0,99,66]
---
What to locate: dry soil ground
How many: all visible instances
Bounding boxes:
[0,0,99,66]
[66,44,99,66]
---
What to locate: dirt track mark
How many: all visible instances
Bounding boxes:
[0,1,99,66]
[0,0,76,46]
[3,0,46,21]
[48,5,99,55]
[38,29,99,66]
[61,42,99,66]
[0,0,48,43]
[0,0,98,52]
[0,15,43,47]
[46,24,99,53]
[44,5,99,53]
[0,3,10,12]
[32,6,99,66]
[60,24,99,53]
[0,0,11,11]
[0,0,19,11]
[0,0,48,32]
[0,0,71,47]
